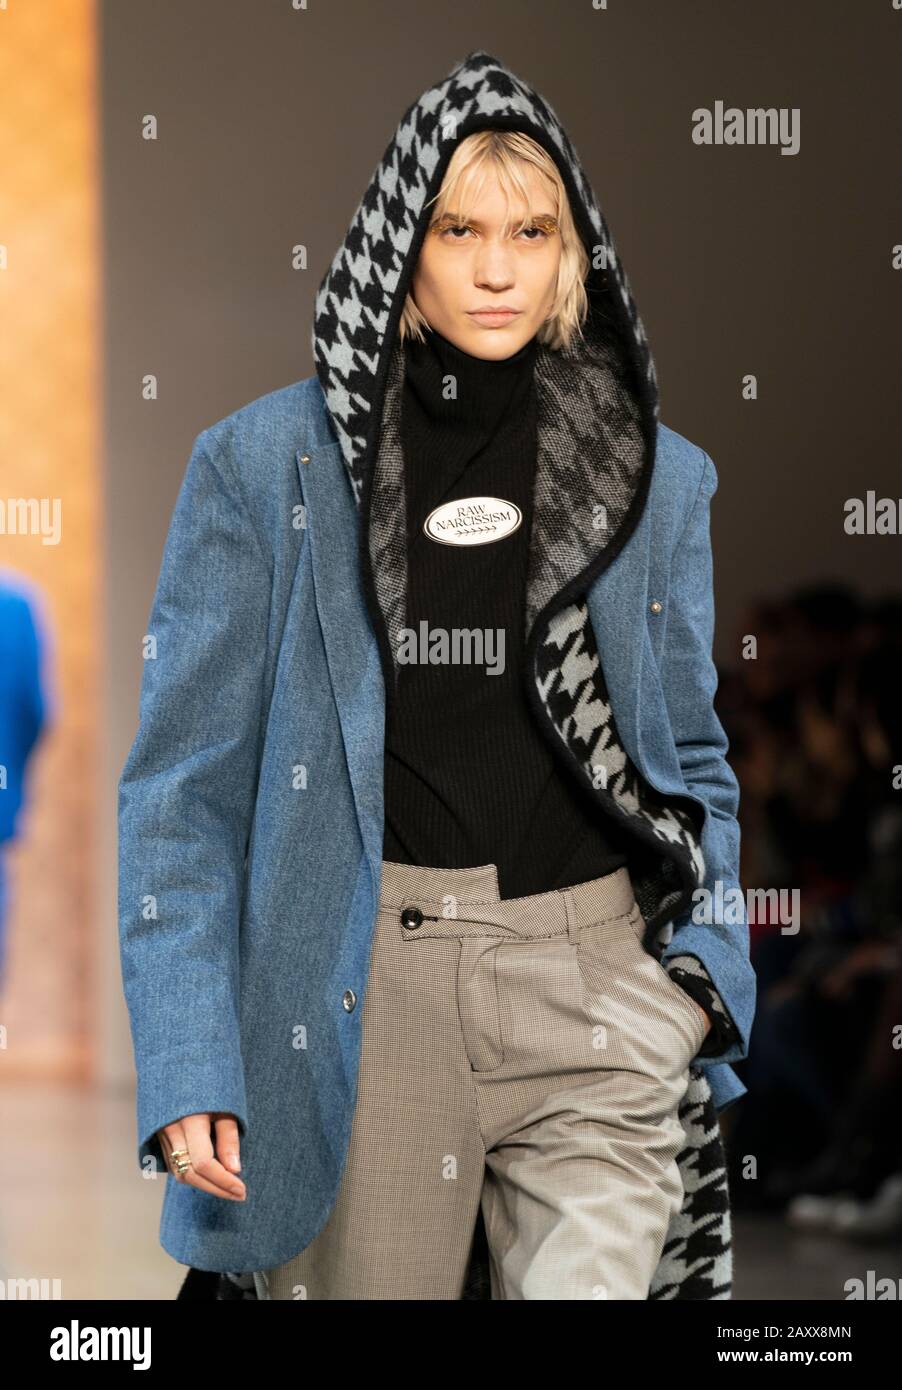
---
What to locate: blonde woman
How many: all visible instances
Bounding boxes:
[119,51,755,1301]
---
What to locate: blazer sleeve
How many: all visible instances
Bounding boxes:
[656,449,756,1066]
[117,427,272,1175]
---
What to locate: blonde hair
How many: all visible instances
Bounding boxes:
[399,130,590,353]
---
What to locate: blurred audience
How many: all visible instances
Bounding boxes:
[719,583,902,1239]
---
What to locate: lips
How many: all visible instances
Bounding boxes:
[466,309,522,326]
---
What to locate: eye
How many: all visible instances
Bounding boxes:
[437,222,474,240]
[517,223,552,241]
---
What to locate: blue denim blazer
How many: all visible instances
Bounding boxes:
[118,376,756,1272]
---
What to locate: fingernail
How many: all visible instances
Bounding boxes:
[230,1186,245,1197]
[226,1154,241,1172]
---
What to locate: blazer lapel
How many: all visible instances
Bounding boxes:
[295,443,385,881]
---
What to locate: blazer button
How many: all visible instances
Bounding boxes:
[649,600,663,614]
[400,906,423,929]
[342,989,357,1012]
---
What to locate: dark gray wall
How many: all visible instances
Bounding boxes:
[102,0,901,691]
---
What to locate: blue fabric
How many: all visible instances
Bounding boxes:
[0,576,47,843]
[118,378,754,1272]
[0,577,47,991]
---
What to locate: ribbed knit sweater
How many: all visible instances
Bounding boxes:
[382,324,630,897]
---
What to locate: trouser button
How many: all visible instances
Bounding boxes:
[400,906,423,929]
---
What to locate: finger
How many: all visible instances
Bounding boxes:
[159,1117,240,1197]
[162,1115,243,1199]
[212,1114,242,1174]
[158,1120,190,1180]
[181,1114,246,1200]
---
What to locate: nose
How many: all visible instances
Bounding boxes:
[473,239,516,292]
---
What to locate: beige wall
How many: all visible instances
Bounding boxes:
[0,0,99,1081]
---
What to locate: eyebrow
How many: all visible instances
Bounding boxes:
[431,212,559,231]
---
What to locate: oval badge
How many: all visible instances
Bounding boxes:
[423,495,523,547]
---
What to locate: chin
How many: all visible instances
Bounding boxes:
[463,327,532,360]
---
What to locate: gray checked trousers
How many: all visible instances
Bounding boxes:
[256,858,708,1300]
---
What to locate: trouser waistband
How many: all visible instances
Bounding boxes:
[377,859,640,943]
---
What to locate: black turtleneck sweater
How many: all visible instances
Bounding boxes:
[381,325,630,898]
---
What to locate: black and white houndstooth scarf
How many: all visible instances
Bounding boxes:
[301,49,733,1299]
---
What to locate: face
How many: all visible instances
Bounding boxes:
[410,163,563,360]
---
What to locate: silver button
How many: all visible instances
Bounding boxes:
[649,600,663,614]
[342,989,357,1013]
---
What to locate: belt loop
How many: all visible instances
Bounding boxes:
[563,887,581,944]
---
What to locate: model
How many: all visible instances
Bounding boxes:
[118,50,755,1300]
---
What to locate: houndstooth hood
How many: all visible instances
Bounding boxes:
[311,49,706,940]
[311,48,657,651]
